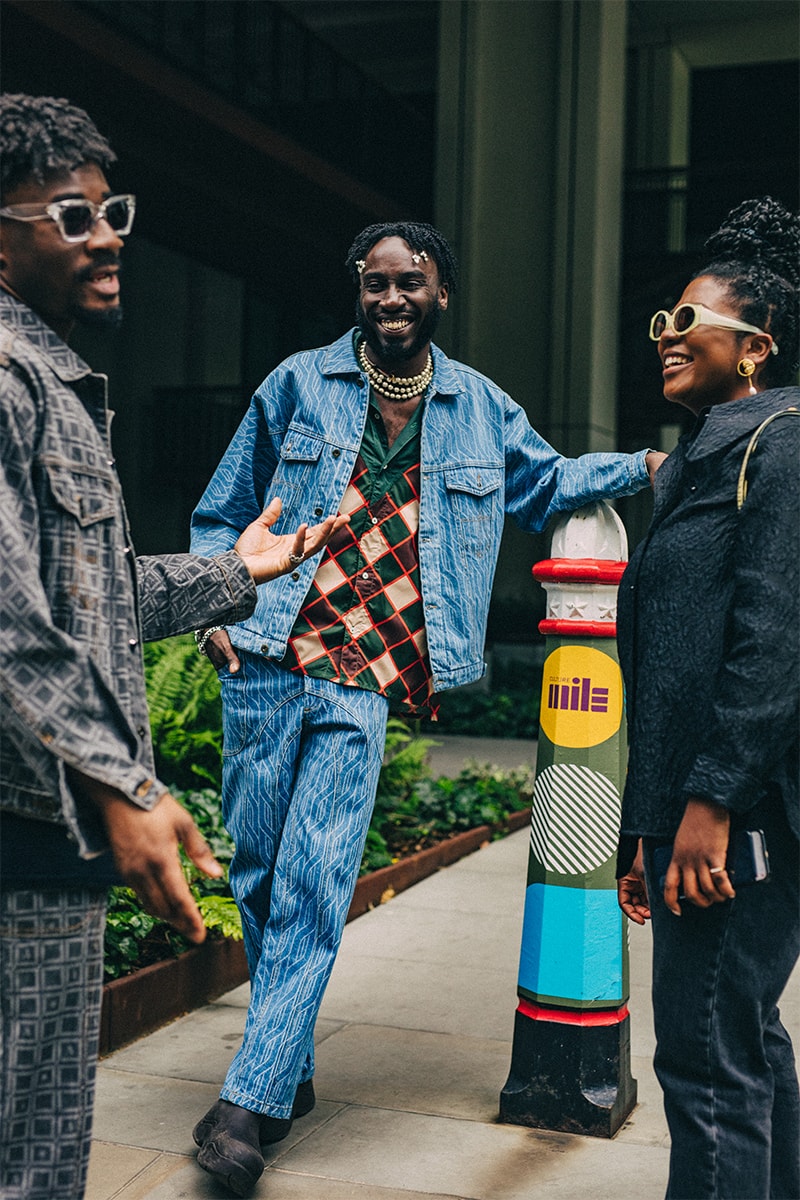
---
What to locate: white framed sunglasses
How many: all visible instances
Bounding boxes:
[649,302,778,354]
[0,194,136,243]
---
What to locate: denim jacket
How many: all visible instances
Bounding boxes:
[192,330,650,692]
[0,295,257,856]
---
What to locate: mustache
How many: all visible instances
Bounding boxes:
[74,254,122,283]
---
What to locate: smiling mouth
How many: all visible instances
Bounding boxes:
[663,353,691,369]
[378,317,412,332]
[86,268,119,298]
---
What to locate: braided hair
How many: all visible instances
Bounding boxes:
[345,222,459,293]
[0,94,115,200]
[695,197,799,387]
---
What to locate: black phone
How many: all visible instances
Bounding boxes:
[654,828,770,894]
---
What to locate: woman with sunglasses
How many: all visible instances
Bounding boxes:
[616,196,799,1200]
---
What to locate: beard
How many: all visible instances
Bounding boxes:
[357,300,443,365]
[74,303,124,330]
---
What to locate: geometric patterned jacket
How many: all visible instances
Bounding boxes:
[0,293,256,857]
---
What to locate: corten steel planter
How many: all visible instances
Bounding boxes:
[99,808,531,1055]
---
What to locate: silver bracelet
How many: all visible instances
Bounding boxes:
[195,626,223,656]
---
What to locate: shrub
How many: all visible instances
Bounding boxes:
[103,637,536,980]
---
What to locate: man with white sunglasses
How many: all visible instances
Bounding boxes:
[0,93,345,1200]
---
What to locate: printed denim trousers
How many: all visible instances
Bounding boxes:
[217,654,389,1117]
[643,795,800,1200]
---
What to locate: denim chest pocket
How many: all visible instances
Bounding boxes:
[444,466,503,558]
[41,457,117,526]
[271,429,326,506]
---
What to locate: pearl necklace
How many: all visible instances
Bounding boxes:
[357,338,433,401]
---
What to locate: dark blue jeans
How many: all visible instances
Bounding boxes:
[643,796,799,1200]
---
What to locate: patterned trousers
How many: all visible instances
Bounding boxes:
[0,888,107,1200]
[217,654,389,1117]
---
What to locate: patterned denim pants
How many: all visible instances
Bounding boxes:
[217,654,389,1117]
[0,888,107,1200]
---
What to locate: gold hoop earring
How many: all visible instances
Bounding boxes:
[737,357,757,396]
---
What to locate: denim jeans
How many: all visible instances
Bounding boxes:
[643,795,800,1199]
[0,888,107,1200]
[217,654,389,1117]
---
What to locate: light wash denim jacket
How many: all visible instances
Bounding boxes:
[191,330,650,692]
[0,295,257,855]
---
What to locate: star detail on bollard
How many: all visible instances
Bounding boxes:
[595,602,617,621]
[565,600,588,618]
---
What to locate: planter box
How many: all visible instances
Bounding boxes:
[347,807,531,920]
[100,935,248,1056]
[99,808,531,1056]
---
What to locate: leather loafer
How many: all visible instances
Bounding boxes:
[194,1101,264,1197]
[194,1080,317,1153]
[259,1078,316,1144]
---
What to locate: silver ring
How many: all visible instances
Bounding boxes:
[709,866,725,875]
[288,551,304,566]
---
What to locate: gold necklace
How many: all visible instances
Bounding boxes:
[357,338,433,401]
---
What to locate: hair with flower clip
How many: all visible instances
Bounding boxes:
[345,222,459,293]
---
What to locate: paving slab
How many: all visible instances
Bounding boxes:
[87,804,800,1200]
[271,1105,671,1200]
[314,1023,514,1122]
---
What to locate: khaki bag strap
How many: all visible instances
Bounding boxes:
[736,406,800,511]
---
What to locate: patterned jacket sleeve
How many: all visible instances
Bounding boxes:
[137,550,256,642]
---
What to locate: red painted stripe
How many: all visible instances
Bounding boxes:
[517,1000,629,1026]
[533,558,628,584]
[538,619,617,638]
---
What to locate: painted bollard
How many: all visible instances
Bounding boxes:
[500,500,637,1137]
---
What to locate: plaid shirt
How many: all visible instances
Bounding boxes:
[283,394,437,715]
[0,293,256,859]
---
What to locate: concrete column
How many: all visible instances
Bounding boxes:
[547,0,628,454]
[435,0,629,617]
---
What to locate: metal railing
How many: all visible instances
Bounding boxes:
[78,0,433,206]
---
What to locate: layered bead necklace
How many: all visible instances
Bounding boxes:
[357,337,434,401]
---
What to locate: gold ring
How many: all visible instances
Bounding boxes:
[709,866,725,875]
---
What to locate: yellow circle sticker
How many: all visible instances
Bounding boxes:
[539,646,623,748]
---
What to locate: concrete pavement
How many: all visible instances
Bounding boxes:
[86,737,799,1200]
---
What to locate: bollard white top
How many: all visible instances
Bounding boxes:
[549,501,628,563]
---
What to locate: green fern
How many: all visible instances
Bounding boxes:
[143,635,223,788]
[195,894,243,940]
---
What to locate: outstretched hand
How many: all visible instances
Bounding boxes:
[234,497,348,584]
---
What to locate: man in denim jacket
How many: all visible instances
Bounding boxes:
[0,94,343,1200]
[190,220,665,1194]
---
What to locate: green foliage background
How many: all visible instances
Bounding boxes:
[103,635,534,981]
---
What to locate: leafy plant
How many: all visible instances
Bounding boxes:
[421,684,540,739]
[103,636,536,979]
[144,635,223,789]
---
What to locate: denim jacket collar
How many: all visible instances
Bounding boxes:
[0,291,94,384]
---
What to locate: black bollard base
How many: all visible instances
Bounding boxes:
[499,1007,637,1138]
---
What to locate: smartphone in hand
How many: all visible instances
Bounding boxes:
[654,829,770,894]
